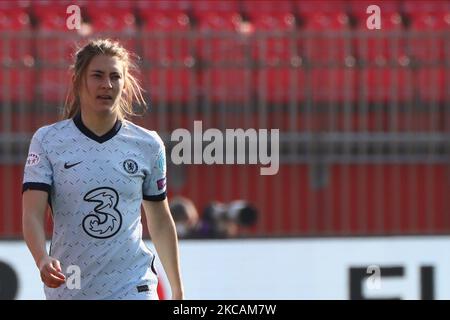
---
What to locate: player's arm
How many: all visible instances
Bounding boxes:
[143,198,184,300]
[22,190,65,288]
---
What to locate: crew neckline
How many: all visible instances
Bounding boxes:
[73,112,122,144]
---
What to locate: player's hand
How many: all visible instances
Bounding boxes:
[37,255,66,288]
[171,287,184,300]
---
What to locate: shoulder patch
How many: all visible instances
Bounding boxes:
[26,153,40,167]
[157,178,166,190]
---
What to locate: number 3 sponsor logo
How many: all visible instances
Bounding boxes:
[82,187,123,239]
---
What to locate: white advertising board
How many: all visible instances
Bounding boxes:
[0,237,447,300]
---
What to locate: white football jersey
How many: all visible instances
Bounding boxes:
[23,113,167,300]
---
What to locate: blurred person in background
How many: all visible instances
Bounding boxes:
[22,39,183,300]
[169,196,200,239]
[170,197,258,239]
[195,201,259,239]
[197,200,258,239]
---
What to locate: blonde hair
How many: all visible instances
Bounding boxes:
[63,38,146,120]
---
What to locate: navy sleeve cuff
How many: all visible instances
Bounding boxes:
[143,192,167,202]
[22,182,51,194]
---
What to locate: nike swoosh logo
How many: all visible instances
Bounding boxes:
[64,161,83,169]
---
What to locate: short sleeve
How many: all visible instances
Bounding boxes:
[143,138,167,201]
[22,129,53,194]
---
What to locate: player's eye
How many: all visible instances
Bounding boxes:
[92,74,102,78]
[111,75,121,80]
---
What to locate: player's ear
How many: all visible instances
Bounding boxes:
[122,84,128,97]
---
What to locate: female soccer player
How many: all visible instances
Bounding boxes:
[22,39,184,300]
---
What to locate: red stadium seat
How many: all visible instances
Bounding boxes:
[251,13,297,64]
[141,11,192,63]
[0,4,30,26]
[348,0,401,15]
[242,0,293,17]
[197,11,242,31]
[200,68,252,103]
[140,10,194,104]
[310,67,357,103]
[196,12,251,103]
[417,68,446,103]
[83,0,134,13]
[354,12,406,63]
[87,12,136,32]
[36,11,70,30]
[255,67,306,104]
[0,68,35,104]
[293,0,347,14]
[294,0,351,63]
[31,2,84,104]
[136,0,190,12]
[86,10,138,52]
[0,5,34,103]
[146,68,196,104]
[0,6,32,61]
[403,0,450,15]
[32,0,84,62]
[35,28,77,63]
[85,0,136,28]
[197,12,246,62]
[140,10,191,31]
[32,0,85,27]
[302,12,352,64]
[408,12,449,62]
[191,0,240,16]
[250,12,301,104]
[36,69,70,104]
[358,66,414,103]
[0,0,29,10]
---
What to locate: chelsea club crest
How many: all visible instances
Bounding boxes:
[123,159,138,174]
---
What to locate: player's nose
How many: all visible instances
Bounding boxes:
[101,78,113,89]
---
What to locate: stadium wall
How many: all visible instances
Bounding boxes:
[0,164,448,237]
